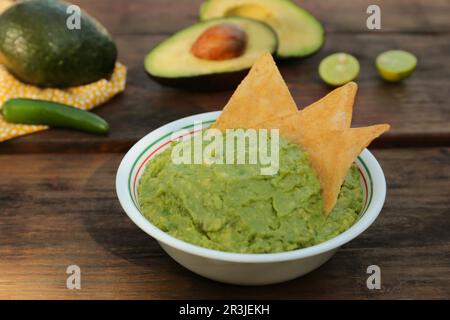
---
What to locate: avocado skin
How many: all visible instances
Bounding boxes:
[147,69,251,92]
[0,0,117,88]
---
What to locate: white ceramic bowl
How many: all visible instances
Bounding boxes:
[116,111,386,285]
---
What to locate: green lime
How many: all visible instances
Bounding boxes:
[375,50,417,82]
[318,53,360,86]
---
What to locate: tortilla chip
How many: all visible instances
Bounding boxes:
[254,82,357,138]
[300,81,357,130]
[258,112,390,215]
[212,52,298,130]
[304,124,390,214]
[214,54,389,215]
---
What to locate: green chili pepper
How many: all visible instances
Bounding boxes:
[2,98,110,134]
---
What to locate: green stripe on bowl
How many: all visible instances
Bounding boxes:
[128,120,216,207]
[357,156,373,215]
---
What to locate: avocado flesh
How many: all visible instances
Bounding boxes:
[144,17,277,79]
[200,0,324,58]
[0,0,117,88]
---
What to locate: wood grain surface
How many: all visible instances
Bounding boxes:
[0,0,449,299]
[1,0,449,153]
[0,149,449,299]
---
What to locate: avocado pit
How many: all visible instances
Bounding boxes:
[191,23,247,61]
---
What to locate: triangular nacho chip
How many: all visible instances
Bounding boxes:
[300,81,357,130]
[254,82,357,135]
[257,107,390,215]
[214,54,389,215]
[303,124,390,214]
[212,52,298,130]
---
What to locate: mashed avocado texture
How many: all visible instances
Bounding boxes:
[138,136,363,253]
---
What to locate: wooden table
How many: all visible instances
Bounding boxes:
[0,0,449,299]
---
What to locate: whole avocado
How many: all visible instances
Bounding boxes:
[0,0,117,87]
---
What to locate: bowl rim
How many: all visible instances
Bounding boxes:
[116,111,386,263]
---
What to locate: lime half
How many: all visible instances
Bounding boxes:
[319,53,360,86]
[376,50,417,82]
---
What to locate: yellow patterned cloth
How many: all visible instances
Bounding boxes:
[0,62,127,142]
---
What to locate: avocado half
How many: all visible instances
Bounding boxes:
[144,17,278,91]
[199,0,324,58]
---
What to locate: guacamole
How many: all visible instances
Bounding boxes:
[138,136,363,253]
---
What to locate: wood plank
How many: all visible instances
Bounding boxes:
[0,148,449,299]
[71,0,450,35]
[1,32,449,153]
